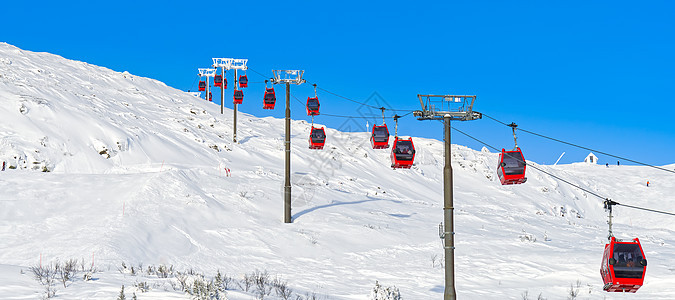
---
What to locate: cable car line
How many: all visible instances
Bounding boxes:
[450,124,675,217]
[312,85,418,113]
[612,202,675,217]
[249,67,416,113]
[290,94,411,120]
[247,67,270,80]
[188,75,199,92]
[482,113,675,175]
[313,86,382,110]
[451,124,608,199]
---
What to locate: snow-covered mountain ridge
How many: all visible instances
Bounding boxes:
[1,43,674,299]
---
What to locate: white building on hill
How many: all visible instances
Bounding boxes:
[584,152,598,164]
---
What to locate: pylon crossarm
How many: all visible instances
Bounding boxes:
[212,58,248,70]
[415,94,481,121]
[272,70,305,85]
[212,58,233,69]
[198,68,217,77]
[230,59,248,70]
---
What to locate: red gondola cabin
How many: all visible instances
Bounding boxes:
[391,137,415,169]
[233,90,244,104]
[263,88,276,109]
[601,236,647,293]
[371,125,390,149]
[497,148,527,185]
[309,126,326,150]
[214,75,223,87]
[307,97,320,116]
[198,81,206,91]
[239,75,248,88]
[209,92,212,102]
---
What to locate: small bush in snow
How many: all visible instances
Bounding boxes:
[134,281,150,293]
[273,276,293,300]
[239,273,253,292]
[214,270,234,290]
[253,270,273,298]
[567,280,581,300]
[157,264,174,278]
[56,258,78,287]
[369,281,401,300]
[117,285,126,300]
[30,262,59,298]
[519,230,537,243]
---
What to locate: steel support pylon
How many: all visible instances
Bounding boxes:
[413,94,481,300]
[443,115,456,300]
[271,70,305,223]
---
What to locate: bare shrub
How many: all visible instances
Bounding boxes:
[273,276,294,300]
[253,270,272,298]
[239,273,253,292]
[31,262,58,298]
[134,281,150,293]
[56,259,78,287]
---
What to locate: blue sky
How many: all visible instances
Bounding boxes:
[2,1,674,166]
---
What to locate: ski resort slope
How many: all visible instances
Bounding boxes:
[1,42,674,299]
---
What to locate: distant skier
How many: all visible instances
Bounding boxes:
[617,160,620,166]
[647,181,650,187]
[606,163,609,168]
[1,161,4,171]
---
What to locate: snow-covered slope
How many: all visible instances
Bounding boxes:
[1,43,674,299]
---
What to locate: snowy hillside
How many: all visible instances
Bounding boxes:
[1,43,674,299]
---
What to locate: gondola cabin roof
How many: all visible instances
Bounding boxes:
[601,236,647,293]
[497,148,527,185]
